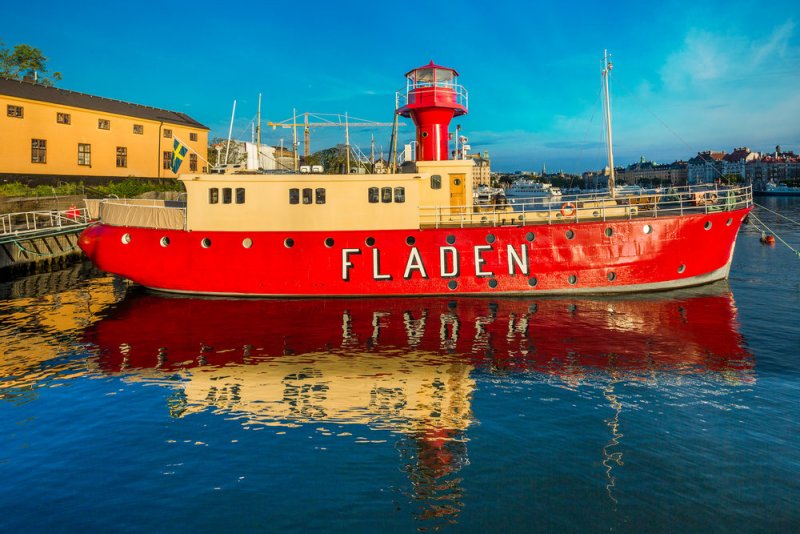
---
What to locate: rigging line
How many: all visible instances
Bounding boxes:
[569,83,605,187]
[749,212,800,259]
[754,202,800,227]
[610,75,732,183]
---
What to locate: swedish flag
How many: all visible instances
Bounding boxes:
[171,138,188,173]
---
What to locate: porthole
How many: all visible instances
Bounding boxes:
[365,237,375,246]
[421,131,429,138]
[605,227,613,237]
[242,238,253,249]
[446,235,456,245]
[726,218,733,226]
[284,238,294,248]
[486,233,496,244]
[568,274,577,285]
[528,277,538,287]
[566,229,575,240]
[447,280,457,290]
[201,238,211,248]
[121,233,131,244]
[704,221,712,230]
[160,236,170,247]
[607,272,616,282]
[325,237,335,248]
[488,279,498,289]
[678,264,686,274]
[643,224,652,234]
[406,236,416,246]
[525,232,535,242]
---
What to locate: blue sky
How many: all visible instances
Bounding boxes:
[4,0,799,172]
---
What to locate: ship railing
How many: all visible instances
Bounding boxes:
[0,207,91,241]
[396,82,469,111]
[92,198,187,230]
[420,184,752,228]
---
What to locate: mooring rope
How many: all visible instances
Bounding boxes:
[749,211,800,259]
[754,202,800,227]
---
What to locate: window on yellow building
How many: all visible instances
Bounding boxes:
[116,147,127,168]
[222,188,232,204]
[31,139,47,164]
[189,154,198,172]
[7,105,23,118]
[302,188,312,204]
[78,144,91,166]
[98,119,110,130]
[209,188,219,204]
[163,129,172,139]
[190,132,198,142]
[163,151,173,170]
[235,188,245,204]
[57,112,71,125]
[133,124,143,135]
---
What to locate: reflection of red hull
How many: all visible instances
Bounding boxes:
[85,286,753,378]
[78,208,751,297]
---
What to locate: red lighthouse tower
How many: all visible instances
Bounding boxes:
[397,61,468,161]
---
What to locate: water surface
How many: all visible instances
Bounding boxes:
[1,198,798,531]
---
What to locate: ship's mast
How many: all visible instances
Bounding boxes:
[345,112,351,174]
[602,50,616,198]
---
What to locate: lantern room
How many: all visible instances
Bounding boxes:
[397,61,468,162]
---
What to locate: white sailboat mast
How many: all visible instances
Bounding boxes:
[602,50,616,198]
[225,99,236,165]
[256,93,262,170]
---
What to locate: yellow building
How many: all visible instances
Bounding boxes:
[0,77,209,181]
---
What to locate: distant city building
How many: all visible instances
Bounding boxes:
[467,150,491,185]
[617,156,688,185]
[747,145,800,185]
[0,77,209,181]
[687,150,727,184]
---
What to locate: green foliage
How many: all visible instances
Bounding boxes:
[0,38,62,86]
[0,182,81,198]
[721,173,743,184]
[0,179,182,199]
[95,179,183,198]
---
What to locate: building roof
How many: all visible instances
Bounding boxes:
[0,77,208,130]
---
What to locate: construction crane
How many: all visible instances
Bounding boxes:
[266,112,401,172]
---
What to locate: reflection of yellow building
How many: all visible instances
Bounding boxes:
[0,77,208,180]
[130,352,475,436]
[0,267,124,393]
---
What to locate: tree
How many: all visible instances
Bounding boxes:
[0,38,61,86]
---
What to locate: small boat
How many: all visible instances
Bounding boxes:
[754,180,800,197]
[504,180,563,212]
[78,54,753,297]
[473,184,505,205]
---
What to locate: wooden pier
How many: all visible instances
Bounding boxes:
[0,207,90,278]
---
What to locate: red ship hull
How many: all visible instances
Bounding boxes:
[78,206,751,297]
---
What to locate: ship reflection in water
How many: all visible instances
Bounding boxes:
[80,284,753,525]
